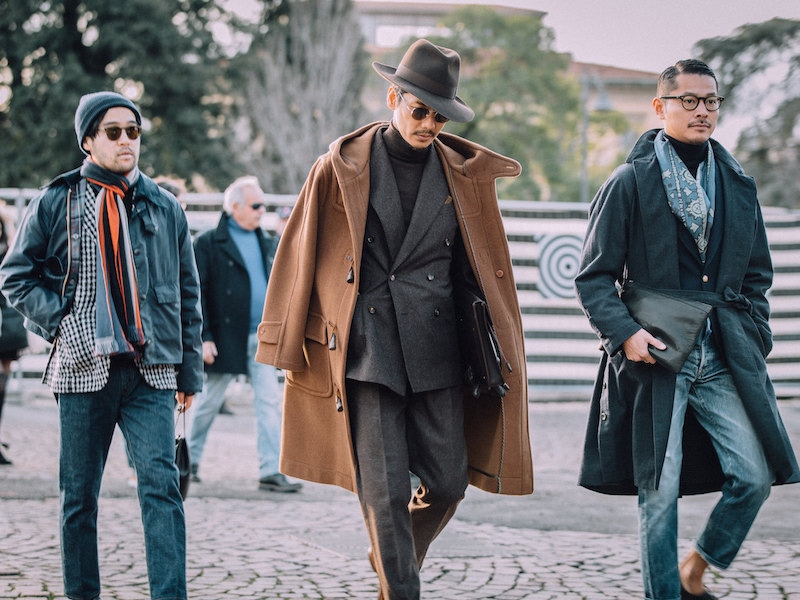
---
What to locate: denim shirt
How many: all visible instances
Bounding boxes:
[0,168,204,394]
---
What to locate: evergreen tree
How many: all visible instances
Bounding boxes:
[697,18,800,209]
[0,0,237,189]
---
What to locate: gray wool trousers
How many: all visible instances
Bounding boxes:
[346,379,469,600]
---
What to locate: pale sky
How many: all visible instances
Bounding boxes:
[531,0,800,73]
[374,0,800,73]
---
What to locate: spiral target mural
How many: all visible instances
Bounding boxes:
[537,234,583,298]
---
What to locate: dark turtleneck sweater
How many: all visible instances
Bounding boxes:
[381,123,431,230]
[665,134,709,178]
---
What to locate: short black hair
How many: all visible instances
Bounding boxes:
[657,59,718,96]
[84,110,109,142]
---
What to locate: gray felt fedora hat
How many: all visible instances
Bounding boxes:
[372,39,474,123]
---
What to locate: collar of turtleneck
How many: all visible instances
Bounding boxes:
[382,122,430,164]
[664,134,709,177]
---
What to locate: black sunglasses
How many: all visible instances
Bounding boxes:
[398,93,449,124]
[101,125,142,141]
[248,203,265,210]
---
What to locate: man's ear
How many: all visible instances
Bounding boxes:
[652,96,666,120]
[387,87,399,111]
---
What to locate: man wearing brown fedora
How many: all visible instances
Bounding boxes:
[256,39,533,599]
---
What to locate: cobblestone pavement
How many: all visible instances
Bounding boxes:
[1,380,799,599]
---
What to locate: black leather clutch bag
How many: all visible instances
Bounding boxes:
[455,288,511,398]
[620,281,712,373]
[175,410,191,500]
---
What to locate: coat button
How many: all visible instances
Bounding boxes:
[367,236,374,244]
[426,274,434,281]
[600,411,608,421]
[433,308,440,316]
[702,275,709,283]
[444,238,452,247]
[496,270,504,278]
[368,306,376,314]
[389,274,396,281]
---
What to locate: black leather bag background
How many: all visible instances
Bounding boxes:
[175,412,191,500]
[620,281,712,373]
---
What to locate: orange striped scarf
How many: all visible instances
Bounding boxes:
[81,158,145,356]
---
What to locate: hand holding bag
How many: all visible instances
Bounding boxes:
[175,408,191,500]
[620,281,712,373]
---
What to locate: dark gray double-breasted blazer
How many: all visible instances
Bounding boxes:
[346,132,466,396]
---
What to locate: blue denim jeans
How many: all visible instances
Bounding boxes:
[188,333,282,478]
[638,330,773,600]
[59,359,186,600]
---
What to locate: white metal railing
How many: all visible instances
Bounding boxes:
[3,190,800,400]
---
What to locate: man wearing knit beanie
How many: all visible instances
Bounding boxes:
[0,92,202,600]
[74,91,142,155]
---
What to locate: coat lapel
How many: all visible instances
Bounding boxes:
[368,135,405,260]
[213,214,248,270]
[632,158,681,287]
[393,149,451,268]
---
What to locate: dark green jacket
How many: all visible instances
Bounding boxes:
[0,168,203,394]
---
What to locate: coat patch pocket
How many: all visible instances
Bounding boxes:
[285,312,333,398]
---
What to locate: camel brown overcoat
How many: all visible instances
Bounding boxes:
[256,122,533,496]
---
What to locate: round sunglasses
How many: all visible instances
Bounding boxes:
[398,93,449,124]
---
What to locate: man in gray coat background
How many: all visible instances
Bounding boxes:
[575,59,799,600]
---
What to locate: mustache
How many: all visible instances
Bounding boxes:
[690,119,713,127]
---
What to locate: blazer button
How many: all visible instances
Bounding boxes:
[367,236,374,244]
[702,275,709,283]
[444,238,452,247]
[389,274,396,281]
[426,274,434,281]
[433,308,440,316]
[368,306,376,314]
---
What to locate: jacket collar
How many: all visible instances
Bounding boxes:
[629,129,759,291]
[330,122,521,185]
[628,129,748,179]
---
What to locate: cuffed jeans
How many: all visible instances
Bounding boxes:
[59,359,186,600]
[188,333,282,478]
[638,330,773,600]
[347,380,469,600]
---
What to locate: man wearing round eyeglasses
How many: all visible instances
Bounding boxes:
[189,176,301,493]
[575,60,799,600]
[0,91,203,599]
[255,39,532,599]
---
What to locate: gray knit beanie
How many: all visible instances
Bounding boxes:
[74,91,142,154]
